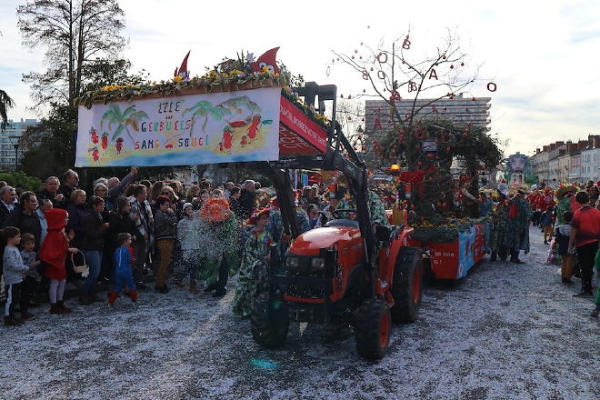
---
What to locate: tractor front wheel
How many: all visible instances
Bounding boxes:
[354,298,391,360]
[250,292,289,349]
[390,246,423,323]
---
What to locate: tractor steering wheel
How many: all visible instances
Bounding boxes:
[331,209,357,220]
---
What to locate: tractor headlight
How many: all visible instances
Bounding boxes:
[286,257,300,270]
[310,258,326,271]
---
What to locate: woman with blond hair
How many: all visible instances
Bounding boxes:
[158,185,182,218]
[149,181,165,209]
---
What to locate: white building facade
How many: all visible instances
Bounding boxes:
[0,119,39,171]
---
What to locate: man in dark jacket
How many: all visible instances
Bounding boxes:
[58,169,79,208]
[238,180,257,220]
[2,191,42,250]
[0,185,18,225]
[37,176,66,208]
[0,185,18,290]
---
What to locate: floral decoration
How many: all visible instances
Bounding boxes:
[75,51,331,130]
[200,198,231,223]
[410,216,489,243]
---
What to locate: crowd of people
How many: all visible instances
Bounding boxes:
[1,168,390,326]
[6,166,599,326]
[485,180,600,319]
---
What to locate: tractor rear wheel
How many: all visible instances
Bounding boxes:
[250,292,289,349]
[390,246,423,323]
[354,298,391,360]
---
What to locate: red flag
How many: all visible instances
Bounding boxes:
[175,51,191,79]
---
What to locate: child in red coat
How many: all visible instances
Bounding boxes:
[39,208,78,314]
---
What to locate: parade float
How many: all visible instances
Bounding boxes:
[408,215,488,280]
[330,34,502,281]
[76,49,427,359]
[75,45,499,283]
[384,168,490,281]
[75,48,332,167]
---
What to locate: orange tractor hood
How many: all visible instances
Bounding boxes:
[289,226,363,256]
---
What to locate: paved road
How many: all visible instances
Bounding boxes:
[1,226,599,399]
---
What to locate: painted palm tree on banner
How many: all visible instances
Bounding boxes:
[183,100,232,137]
[0,89,15,130]
[100,104,149,142]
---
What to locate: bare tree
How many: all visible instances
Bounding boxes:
[332,28,482,170]
[17,0,127,108]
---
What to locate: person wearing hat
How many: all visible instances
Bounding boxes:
[506,189,532,263]
[232,208,273,319]
[555,185,577,225]
[568,191,600,297]
[197,197,238,297]
[490,192,510,261]
[322,184,351,223]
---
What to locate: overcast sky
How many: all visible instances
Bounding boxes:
[1,0,600,158]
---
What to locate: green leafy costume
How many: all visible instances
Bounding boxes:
[490,200,510,258]
[507,195,532,254]
[368,190,391,227]
[197,211,239,286]
[232,227,274,318]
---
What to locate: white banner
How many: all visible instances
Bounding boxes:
[76,87,281,167]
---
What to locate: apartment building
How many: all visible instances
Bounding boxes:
[0,119,39,171]
[530,138,595,187]
[363,94,491,169]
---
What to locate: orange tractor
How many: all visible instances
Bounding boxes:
[247,83,424,360]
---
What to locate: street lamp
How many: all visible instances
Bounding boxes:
[8,135,20,171]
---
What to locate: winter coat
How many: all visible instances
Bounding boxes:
[81,210,107,251]
[1,205,42,250]
[0,201,15,226]
[107,210,140,254]
[129,198,153,241]
[2,246,28,285]
[65,202,88,249]
[153,209,177,240]
[40,208,69,280]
